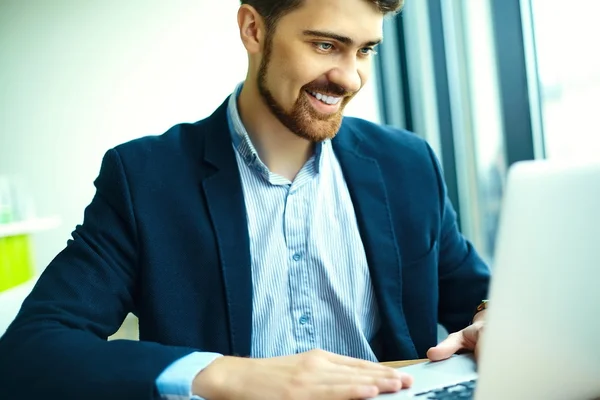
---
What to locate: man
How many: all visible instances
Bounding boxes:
[0,0,490,399]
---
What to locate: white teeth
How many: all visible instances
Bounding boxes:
[309,91,341,105]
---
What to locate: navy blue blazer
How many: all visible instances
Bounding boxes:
[0,98,490,399]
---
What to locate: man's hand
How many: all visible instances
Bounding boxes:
[192,348,413,400]
[427,311,486,362]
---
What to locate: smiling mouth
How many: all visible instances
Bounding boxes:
[306,90,343,106]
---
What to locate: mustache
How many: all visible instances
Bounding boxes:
[303,81,352,98]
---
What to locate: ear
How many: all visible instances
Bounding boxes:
[238,5,267,55]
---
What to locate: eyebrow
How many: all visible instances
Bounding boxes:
[302,29,382,47]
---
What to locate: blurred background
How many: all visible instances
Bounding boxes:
[1,0,599,326]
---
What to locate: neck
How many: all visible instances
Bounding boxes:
[237,80,314,181]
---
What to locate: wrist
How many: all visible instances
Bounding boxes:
[472,309,486,324]
[192,356,230,399]
[472,299,488,324]
[192,356,250,400]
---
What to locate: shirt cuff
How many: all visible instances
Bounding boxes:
[156,351,223,400]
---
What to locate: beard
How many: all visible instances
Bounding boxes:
[257,35,356,142]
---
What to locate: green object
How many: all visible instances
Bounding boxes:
[0,234,35,292]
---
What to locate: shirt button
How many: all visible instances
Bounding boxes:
[292,253,302,261]
[299,315,309,325]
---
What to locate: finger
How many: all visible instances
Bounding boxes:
[326,352,398,372]
[328,362,409,376]
[316,371,413,391]
[320,383,379,400]
[346,370,412,390]
[427,332,465,361]
[322,352,413,388]
[325,359,413,386]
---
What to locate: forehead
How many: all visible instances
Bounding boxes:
[277,0,384,42]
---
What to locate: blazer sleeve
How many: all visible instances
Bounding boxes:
[425,144,492,334]
[0,149,196,400]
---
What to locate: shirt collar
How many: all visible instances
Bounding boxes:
[226,83,325,180]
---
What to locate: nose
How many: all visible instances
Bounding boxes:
[328,56,363,94]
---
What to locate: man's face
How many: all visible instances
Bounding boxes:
[256,0,383,142]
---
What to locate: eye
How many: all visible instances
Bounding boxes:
[314,42,335,52]
[359,47,378,56]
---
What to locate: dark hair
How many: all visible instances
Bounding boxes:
[241,0,403,33]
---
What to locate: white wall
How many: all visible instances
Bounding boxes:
[0,0,380,271]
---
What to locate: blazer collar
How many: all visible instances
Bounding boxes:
[333,122,418,360]
[200,97,254,357]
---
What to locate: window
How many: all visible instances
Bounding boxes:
[530,0,600,160]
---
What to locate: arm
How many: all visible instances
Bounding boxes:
[426,145,491,334]
[156,352,222,400]
[422,144,491,362]
[437,196,491,333]
[0,149,196,400]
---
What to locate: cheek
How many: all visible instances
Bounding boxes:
[278,43,328,85]
[265,51,306,95]
[271,64,320,106]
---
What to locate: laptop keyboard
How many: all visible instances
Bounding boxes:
[414,379,477,399]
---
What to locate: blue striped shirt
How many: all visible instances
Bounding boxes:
[157,85,380,398]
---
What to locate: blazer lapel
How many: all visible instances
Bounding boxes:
[332,123,418,361]
[200,99,253,357]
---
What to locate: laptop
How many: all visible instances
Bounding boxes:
[378,160,600,399]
